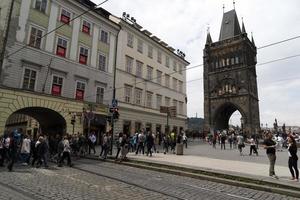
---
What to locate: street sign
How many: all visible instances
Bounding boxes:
[160,106,168,113]
[168,106,177,118]
[112,99,118,107]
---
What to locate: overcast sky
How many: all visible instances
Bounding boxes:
[95,0,300,127]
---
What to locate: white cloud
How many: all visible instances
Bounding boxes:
[94,0,300,126]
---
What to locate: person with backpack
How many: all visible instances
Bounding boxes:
[237,132,245,156]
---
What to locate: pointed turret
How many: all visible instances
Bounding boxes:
[219,9,241,41]
[206,32,212,45]
[251,32,255,46]
[241,21,246,33]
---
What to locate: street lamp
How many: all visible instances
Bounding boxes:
[240,117,244,133]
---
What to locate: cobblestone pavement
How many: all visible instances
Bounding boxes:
[0,159,297,200]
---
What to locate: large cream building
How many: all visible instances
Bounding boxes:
[111,14,189,136]
[0,0,119,137]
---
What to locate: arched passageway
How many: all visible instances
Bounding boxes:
[213,103,246,131]
[5,107,66,136]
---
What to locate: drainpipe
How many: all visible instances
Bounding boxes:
[0,0,15,84]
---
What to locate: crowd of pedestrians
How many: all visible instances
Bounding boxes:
[207,130,259,156]
[0,128,106,171]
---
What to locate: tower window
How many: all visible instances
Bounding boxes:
[235,56,239,64]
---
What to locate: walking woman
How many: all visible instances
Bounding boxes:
[287,135,299,181]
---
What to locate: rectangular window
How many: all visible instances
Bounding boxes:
[165,97,170,107]
[165,56,170,68]
[148,45,153,58]
[51,75,63,96]
[157,51,162,63]
[75,81,85,101]
[231,58,235,65]
[178,64,183,74]
[82,20,91,35]
[179,101,183,115]
[100,30,109,43]
[173,99,177,111]
[127,32,133,48]
[173,60,177,71]
[96,87,104,104]
[156,70,162,85]
[165,74,170,88]
[125,56,133,73]
[235,56,239,64]
[79,47,88,65]
[124,85,132,103]
[137,39,143,53]
[172,78,177,91]
[146,92,152,108]
[135,88,143,105]
[35,0,47,13]
[178,81,183,93]
[29,27,43,49]
[147,65,153,80]
[56,37,67,57]
[60,9,71,25]
[156,94,162,110]
[98,53,106,71]
[136,61,143,78]
[22,68,37,91]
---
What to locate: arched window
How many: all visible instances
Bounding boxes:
[235,56,239,64]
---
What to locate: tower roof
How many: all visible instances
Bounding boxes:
[219,9,241,41]
[206,32,213,45]
[241,21,246,33]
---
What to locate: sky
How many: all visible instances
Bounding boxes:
[94,0,300,127]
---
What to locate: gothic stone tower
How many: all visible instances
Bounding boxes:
[203,9,260,134]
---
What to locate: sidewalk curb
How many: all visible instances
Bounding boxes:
[83,155,300,198]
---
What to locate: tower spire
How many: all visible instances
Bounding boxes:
[206,25,212,45]
[223,4,225,13]
[251,32,255,46]
[241,17,246,33]
[233,0,236,10]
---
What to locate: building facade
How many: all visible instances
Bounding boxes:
[0,0,120,136]
[203,9,260,134]
[110,14,189,136]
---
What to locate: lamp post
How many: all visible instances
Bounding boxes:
[240,117,244,134]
